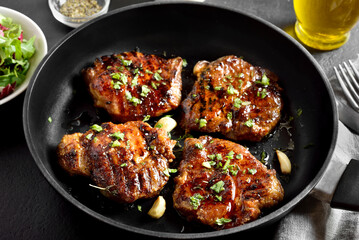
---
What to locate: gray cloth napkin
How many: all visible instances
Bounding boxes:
[274,56,359,239]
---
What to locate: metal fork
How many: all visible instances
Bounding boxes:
[334,60,359,112]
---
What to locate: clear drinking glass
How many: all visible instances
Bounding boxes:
[293,0,359,50]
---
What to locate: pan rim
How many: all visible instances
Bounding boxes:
[23,1,338,238]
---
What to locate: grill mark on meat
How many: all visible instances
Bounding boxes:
[181,55,282,142]
[57,121,176,203]
[173,136,284,229]
[82,51,183,122]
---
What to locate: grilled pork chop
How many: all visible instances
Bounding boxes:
[57,121,176,203]
[82,51,183,122]
[181,55,282,142]
[173,136,284,229]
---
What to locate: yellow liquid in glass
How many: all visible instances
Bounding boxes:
[294,0,359,50]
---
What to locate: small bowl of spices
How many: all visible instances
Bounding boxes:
[49,0,110,28]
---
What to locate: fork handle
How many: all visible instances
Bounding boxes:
[331,159,359,211]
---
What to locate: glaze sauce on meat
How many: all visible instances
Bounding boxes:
[82,51,183,122]
[173,136,284,229]
[181,55,283,142]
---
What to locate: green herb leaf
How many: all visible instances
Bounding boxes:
[163,168,177,177]
[111,140,121,148]
[140,85,151,97]
[190,193,204,210]
[90,124,103,132]
[247,168,257,175]
[244,119,253,127]
[195,143,204,149]
[234,98,242,108]
[227,85,239,95]
[143,115,150,122]
[215,218,232,226]
[255,73,270,86]
[182,59,188,68]
[210,180,225,193]
[110,131,125,141]
[198,118,207,128]
[153,71,163,81]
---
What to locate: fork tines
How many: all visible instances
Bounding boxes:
[334,60,359,111]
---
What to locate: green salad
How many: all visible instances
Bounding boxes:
[0,13,36,99]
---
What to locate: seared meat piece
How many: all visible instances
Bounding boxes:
[82,51,183,122]
[181,55,282,142]
[57,121,176,203]
[173,136,284,229]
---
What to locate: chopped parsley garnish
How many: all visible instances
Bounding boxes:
[121,59,132,66]
[297,108,303,117]
[214,86,222,91]
[227,85,239,95]
[256,73,270,86]
[137,205,142,212]
[90,124,103,132]
[140,85,151,97]
[120,163,127,167]
[151,81,158,89]
[112,80,121,90]
[210,180,225,193]
[236,154,243,160]
[131,74,138,87]
[109,131,125,140]
[238,73,244,78]
[125,91,142,106]
[234,98,242,108]
[153,71,163,81]
[202,161,213,169]
[244,119,254,127]
[190,193,204,210]
[195,143,204,149]
[48,117,52,123]
[247,168,257,175]
[258,88,268,98]
[226,151,235,159]
[182,59,188,67]
[86,133,93,140]
[198,118,207,128]
[216,153,222,160]
[145,69,153,74]
[260,151,267,164]
[215,218,232,226]
[227,112,233,120]
[163,168,177,177]
[222,159,231,171]
[208,154,216,160]
[111,72,128,85]
[111,140,121,148]
[155,123,163,128]
[215,195,222,201]
[143,115,150,122]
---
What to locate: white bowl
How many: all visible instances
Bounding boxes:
[48,0,110,28]
[0,7,48,105]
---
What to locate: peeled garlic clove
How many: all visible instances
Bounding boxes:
[276,150,291,174]
[155,116,177,132]
[148,196,166,219]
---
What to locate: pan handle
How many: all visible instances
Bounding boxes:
[330,159,359,211]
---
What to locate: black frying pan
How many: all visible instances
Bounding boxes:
[23,2,338,239]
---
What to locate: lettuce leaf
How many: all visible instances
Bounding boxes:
[0,14,36,90]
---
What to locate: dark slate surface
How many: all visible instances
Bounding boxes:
[1,0,358,239]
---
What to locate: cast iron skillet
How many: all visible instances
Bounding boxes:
[23,2,338,239]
